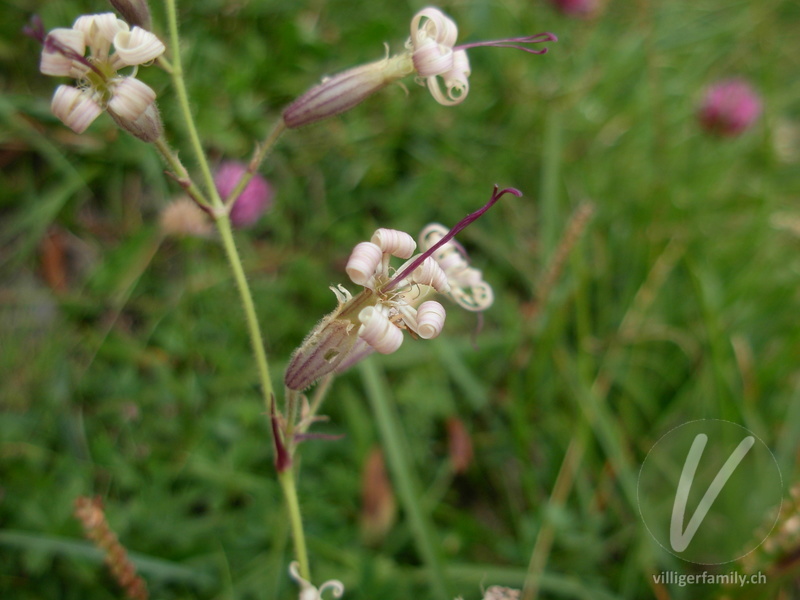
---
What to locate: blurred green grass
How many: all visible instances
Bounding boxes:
[2,0,800,598]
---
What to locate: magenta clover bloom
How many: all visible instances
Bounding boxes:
[698,79,762,137]
[213,162,274,228]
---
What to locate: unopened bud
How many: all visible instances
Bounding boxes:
[282,53,414,128]
[109,0,152,30]
[108,100,163,142]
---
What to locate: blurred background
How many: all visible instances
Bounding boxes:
[2,0,799,598]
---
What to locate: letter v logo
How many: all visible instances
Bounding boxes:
[669,433,755,552]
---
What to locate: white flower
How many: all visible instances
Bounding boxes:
[284,186,522,391]
[39,12,165,137]
[407,7,471,106]
[282,6,556,126]
[284,227,449,390]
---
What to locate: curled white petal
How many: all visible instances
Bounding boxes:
[451,278,494,311]
[411,7,458,48]
[412,39,454,78]
[318,580,345,599]
[358,306,403,354]
[409,256,450,293]
[107,77,156,120]
[371,228,416,259]
[419,223,448,251]
[73,13,127,59]
[346,242,383,286]
[113,26,166,67]
[418,222,494,311]
[51,85,103,133]
[40,29,86,77]
[426,73,469,106]
[415,301,446,339]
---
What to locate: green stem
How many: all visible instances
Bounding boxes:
[278,469,311,581]
[214,214,275,407]
[359,359,450,600]
[163,0,219,205]
[152,137,209,208]
[160,1,309,582]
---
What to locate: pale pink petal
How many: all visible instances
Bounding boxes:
[346,242,383,286]
[107,77,155,120]
[113,27,165,67]
[40,29,86,77]
[358,306,403,354]
[371,228,416,259]
[415,301,446,339]
[51,85,102,133]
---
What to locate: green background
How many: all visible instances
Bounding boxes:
[1,0,799,598]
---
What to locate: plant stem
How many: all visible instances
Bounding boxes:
[278,469,311,581]
[161,0,309,582]
[163,0,218,205]
[214,214,275,408]
[152,137,209,208]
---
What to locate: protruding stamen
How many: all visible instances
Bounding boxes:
[42,30,104,78]
[383,185,522,293]
[455,32,558,55]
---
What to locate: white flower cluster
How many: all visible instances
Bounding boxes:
[40,13,165,139]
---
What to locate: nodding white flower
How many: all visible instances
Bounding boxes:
[282,6,556,127]
[407,8,471,106]
[36,13,165,139]
[285,186,522,391]
[289,562,345,600]
[419,223,494,311]
[284,227,449,390]
[407,7,557,106]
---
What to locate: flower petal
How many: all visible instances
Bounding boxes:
[411,7,458,48]
[73,13,127,60]
[113,26,165,67]
[40,28,86,77]
[371,228,416,259]
[107,77,156,120]
[358,306,403,354]
[346,241,383,286]
[415,301,446,339]
[408,256,450,293]
[51,85,103,133]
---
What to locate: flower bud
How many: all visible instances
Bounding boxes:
[285,311,361,391]
[109,0,152,30]
[213,162,274,228]
[108,101,163,142]
[282,54,414,128]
